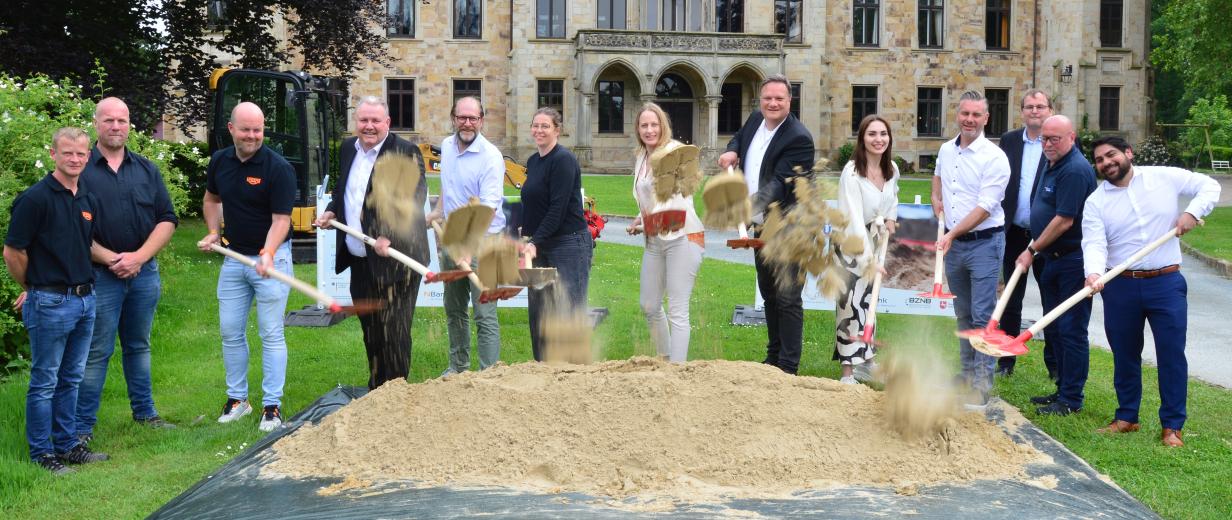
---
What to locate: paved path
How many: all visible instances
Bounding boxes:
[598,215,1232,389]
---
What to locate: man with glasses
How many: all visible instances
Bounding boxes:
[995,89,1055,379]
[315,96,427,390]
[1013,115,1096,417]
[427,96,506,375]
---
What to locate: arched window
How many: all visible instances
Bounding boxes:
[655,74,694,99]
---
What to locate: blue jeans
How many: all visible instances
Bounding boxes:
[217,242,291,407]
[528,230,593,361]
[1039,251,1092,409]
[24,289,96,458]
[1102,272,1186,428]
[944,232,1005,395]
[76,261,161,434]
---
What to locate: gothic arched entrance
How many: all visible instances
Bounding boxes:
[656,73,695,145]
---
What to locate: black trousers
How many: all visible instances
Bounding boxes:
[349,258,421,390]
[998,224,1054,374]
[754,249,804,374]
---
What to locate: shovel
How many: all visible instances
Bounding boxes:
[206,244,381,315]
[958,241,1034,345]
[727,221,765,249]
[643,209,687,235]
[917,212,955,300]
[966,224,1198,357]
[703,165,752,230]
[519,246,558,290]
[326,219,470,283]
[431,221,522,303]
[855,218,892,345]
[436,198,495,259]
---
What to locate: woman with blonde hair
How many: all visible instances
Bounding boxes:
[627,103,705,362]
[834,114,899,383]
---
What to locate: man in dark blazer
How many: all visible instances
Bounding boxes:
[718,74,816,375]
[315,96,428,389]
[996,89,1055,379]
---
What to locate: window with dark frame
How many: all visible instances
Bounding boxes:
[537,80,564,118]
[918,0,943,48]
[716,0,743,32]
[453,79,481,105]
[536,0,566,38]
[774,0,802,44]
[986,0,1010,50]
[598,80,625,134]
[454,0,482,39]
[1100,0,1123,47]
[387,78,416,131]
[854,0,880,47]
[597,0,626,29]
[387,0,415,37]
[985,88,1009,137]
[852,85,878,134]
[789,82,801,121]
[206,0,230,31]
[917,87,943,137]
[1099,86,1120,131]
[718,83,743,134]
[658,0,703,31]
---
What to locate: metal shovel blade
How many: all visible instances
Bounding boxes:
[519,267,558,289]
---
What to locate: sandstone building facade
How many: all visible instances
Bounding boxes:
[204,0,1152,172]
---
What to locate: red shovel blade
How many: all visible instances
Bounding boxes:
[727,238,765,249]
[425,269,471,283]
[329,299,386,316]
[645,210,687,235]
[916,283,955,300]
[966,331,1029,358]
[479,286,523,304]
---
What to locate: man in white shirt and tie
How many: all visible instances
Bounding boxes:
[931,91,1011,409]
[1081,135,1220,448]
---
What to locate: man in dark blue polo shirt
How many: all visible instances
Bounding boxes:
[75,97,179,443]
[1013,115,1097,416]
[4,127,110,474]
[197,101,296,433]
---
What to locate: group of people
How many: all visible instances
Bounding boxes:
[5,79,1218,475]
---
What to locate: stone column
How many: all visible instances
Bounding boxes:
[574,92,595,167]
[703,95,724,168]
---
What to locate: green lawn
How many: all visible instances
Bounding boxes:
[1182,207,1232,262]
[1,220,1229,519]
[425,174,932,219]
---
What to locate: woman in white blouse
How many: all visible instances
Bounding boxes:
[835,115,899,384]
[627,103,706,362]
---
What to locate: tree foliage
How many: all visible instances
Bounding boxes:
[1152,0,1232,102]
[1183,95,1232,151]
[163,0,390,129]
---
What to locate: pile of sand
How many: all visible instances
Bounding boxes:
[267,358,1041,501]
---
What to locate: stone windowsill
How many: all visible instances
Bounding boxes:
[528,38,572,44]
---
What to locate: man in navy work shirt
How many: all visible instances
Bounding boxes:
[197,101,297,433]
[4,127,110,474]
[75,97,179,445]
[1014,115,1097,416]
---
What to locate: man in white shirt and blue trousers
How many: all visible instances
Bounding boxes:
[1081,135,1220,448]
[931,91,1011,409]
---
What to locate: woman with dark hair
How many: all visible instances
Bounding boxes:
[627,102,705,363]
[520,107,593,361]
[834,114,899,384]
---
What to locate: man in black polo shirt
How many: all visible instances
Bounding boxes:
[197,101,296,433]
[1013,115,1097,416]
[75,97,179,444]
[4,127,110,474]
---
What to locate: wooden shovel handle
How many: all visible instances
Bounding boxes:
[328,219,430,277]
[932,212,946,285]
[208,244,338,311]
[989,241,1032,325]
[865,219,892,320]
[431,221,486,291]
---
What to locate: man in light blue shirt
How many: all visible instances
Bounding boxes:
[429,96,506,375]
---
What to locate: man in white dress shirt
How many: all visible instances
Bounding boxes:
[1082,135,1220,447]
[931,91,1011,409]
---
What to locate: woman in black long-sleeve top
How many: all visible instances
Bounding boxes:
[520,107,593,361]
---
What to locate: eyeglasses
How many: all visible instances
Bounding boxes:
[1022,104,1050,111]
[530,123,555,130]
[454,115,481,123]
[1042,135,1066,145]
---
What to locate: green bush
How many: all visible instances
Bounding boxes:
[1210,145,1232,161]
[1183,95,1232,152]
[1132,135,1177,166]
[893,155,915,176]
[0,71,196,372]
[835,142,855,168]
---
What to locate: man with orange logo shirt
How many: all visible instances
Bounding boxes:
[197,102,297,433]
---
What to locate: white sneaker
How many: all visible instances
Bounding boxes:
[217,398,252,423]
[963,392,991,412]
[839,375,858,385]
[852,361,881,383]
[258,405,282,432]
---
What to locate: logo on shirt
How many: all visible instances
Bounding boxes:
[81,211,93,221]
[246,176,262,186]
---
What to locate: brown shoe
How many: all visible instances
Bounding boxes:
[1096,419,1140,434]
[1161,428,1184,447]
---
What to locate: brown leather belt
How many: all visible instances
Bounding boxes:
[1120,264,1180,279]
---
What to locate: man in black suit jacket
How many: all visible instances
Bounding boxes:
[718,74,816,375]
[314,96,428,389]
[996,89,1054,379]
